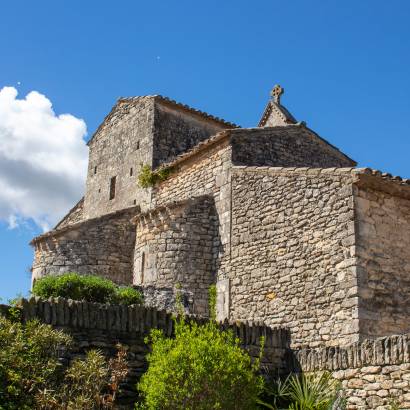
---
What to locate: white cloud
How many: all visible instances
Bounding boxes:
[0,86,88,231]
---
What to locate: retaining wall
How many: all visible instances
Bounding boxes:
[293,334,410,409]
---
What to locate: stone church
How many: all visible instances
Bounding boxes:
[31,86,410,348]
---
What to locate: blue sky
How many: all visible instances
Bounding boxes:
[1,0,410,301]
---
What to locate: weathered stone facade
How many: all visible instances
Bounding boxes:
[31,86,410,405]
[293,333,410,409]
[230,126,353,168]
[83,96,232,220]
[133,196,219,316]
[355,179,410,340]
[229,167,358,348]
[31,207,138,285]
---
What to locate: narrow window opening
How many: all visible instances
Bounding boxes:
[94,166,97,175]
[98,188,101,193]
[130,167,133,176]
[109,176,116,200]
[141,252,145,284]
[136,141,140,150]
[133,199,136,205]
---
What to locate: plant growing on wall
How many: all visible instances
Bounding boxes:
[137,164,172,188]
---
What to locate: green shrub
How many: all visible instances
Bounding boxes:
[0,313,129,410]
[36,346,128,409]
[32,273,116,302]
[114,286,144,305]
[32,273,143,305]
[258,371,343,410]
[0,315,72,410]
[136,318,264,410]
[138,164,172,188]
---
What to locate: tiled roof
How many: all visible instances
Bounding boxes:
[359,168,410,188]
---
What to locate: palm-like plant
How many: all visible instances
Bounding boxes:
[286,372,342,410]
[257,376,290,409]
[258,371,344,410]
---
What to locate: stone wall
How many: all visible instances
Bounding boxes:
[13,297,290,406]
[31,207,138,285]
[355,184,410,340]
[229,167,359,348]
[84,98,155,219]
[293,333,410,409]
[230,126,355,168]
[83,97,229,220]
[133,196,219,316]
[153,136,233,288]
[152,101,227,168]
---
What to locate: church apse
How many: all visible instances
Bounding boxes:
[132,195,220,315]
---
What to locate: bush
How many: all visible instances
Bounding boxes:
[0,315,72,409]
[114,286,144,305]
[0,313,128,410]
[136,318,264,410]
[32,273,143,305]
[36,346,128,409]
[138,164,172,188]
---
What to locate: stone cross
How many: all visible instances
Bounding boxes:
[270,84,284,104]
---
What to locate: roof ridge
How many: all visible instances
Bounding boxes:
[119,94,239,128]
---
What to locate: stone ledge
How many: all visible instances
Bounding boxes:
[131,195,213,226]
[232,166,410,196]
[14,297,290,350]
[292,333,410,372]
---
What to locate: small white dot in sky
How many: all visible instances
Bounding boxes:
[156,56,160,60]
[17,81,21,85]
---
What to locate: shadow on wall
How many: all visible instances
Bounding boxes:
[134,195,223,317]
